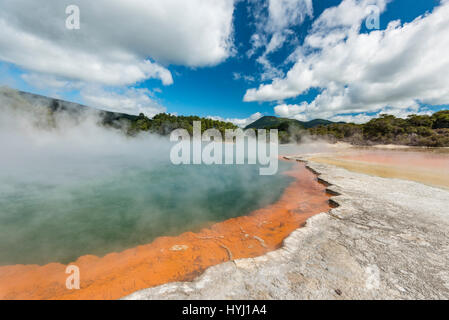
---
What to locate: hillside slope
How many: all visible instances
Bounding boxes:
[0,87,237,135]
[245,116,337,130]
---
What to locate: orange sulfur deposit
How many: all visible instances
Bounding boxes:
[0,161,331,300]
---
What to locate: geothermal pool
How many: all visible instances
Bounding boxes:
[0,107,332,299]
[3,126,447,300]
[0,160,295,266]
[0,159,331,300]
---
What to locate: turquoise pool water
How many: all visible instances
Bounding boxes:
[0,158,293,266]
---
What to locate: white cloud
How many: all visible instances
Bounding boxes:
[233,72,242,80]
[232,72,255,83]
[19,72,167,116]
[245,0,449,120]
[267,0,314,33]
[329,107,433,124]
[208,112,263,128]
[81,87,166,117]
[274,103,433,124]
[328,113,374,124]
[0,0,236,87]
[274,103,307,120]
[377,106,433,120]
[247,0,313,80]
[21,73,84,90]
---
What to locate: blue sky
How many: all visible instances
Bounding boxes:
[0,0,448,126]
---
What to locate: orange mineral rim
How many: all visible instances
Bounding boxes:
[0,161,331,300]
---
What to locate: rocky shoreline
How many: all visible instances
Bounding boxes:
[124,157,449,300]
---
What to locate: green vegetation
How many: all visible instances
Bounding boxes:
[244,111,449,147]
[127,113,238,136]
[245,116,342,144]
[309,111,449,147]
[4,88,448,147]
[245,116,337,130]
[245,116,304,130]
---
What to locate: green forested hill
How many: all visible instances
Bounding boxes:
[245,116,303,129]
[244,116,341,143]
[304,119,338,128]
[245,116,338,130]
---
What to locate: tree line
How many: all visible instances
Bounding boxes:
[126,113,238,136]
[126,110,449,147]
[308,110,449,147]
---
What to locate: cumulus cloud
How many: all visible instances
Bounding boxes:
[208,112,263,128]
[328,113,375,124]
[245,0,449,121]
[81,87,166,117]
[267,0,314,33]
[247,0,313,79]
[274,103,308,120]
[330,107,433,124]
[21,73,84,91]
[0,0,236,87]
[274,102,432,124]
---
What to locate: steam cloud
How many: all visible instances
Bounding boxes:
[0,88,295,265]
